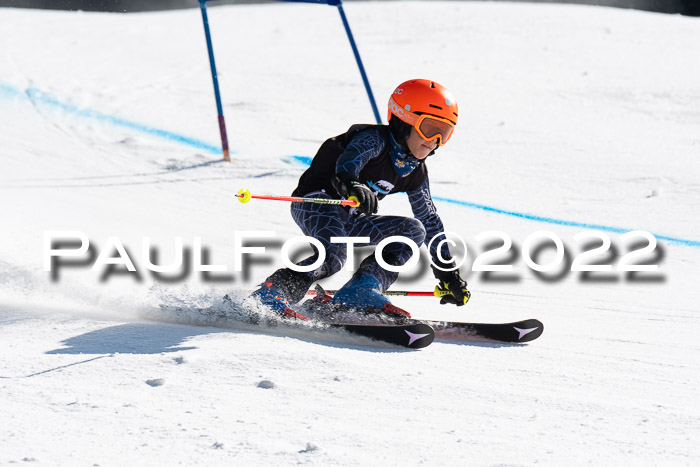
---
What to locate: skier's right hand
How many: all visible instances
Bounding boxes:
[334,177,378,216]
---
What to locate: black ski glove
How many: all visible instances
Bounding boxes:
[431,262,471,306]
[333,176,378,216]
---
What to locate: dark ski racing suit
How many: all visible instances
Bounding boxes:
[288,124,454,300]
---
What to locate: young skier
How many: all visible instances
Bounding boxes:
[245,79,470,320]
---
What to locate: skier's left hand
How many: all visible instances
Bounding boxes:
[432,265,470,306]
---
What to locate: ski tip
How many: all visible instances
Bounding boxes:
[336,323,435,349]
[511,319,544,343]
[403,323,435,349]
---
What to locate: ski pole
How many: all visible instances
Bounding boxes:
[236,189,359,207]
[240,289,437,297]
[306,289,436,297]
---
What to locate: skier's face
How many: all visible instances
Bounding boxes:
[406,127,438,160]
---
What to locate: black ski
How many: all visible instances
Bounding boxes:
[328,322,435,349]
[220,290,541,347]
[415,318,544,343]
[217,294,434,349]
[305,285,543,344]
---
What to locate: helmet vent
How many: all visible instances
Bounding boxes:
[429,104,443,110]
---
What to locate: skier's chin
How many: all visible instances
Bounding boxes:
[414,145,435,159]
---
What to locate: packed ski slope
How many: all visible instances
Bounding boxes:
[1,2,699,465]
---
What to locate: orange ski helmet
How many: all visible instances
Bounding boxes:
[388,79,458,146]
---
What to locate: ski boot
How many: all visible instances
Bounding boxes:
[331,273,411,321]
[246,281,308,321]
[243,269,313,321]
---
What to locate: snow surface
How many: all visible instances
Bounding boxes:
[1,1,699,465]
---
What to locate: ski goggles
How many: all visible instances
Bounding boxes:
[389,97,456,146]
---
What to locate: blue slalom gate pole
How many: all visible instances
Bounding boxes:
[199,0,230,161]
[280,0,382,124]
[333,1,382,124]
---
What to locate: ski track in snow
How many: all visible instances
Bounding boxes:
[1,2,700,465]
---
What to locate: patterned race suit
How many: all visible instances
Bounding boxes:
[289,124,454,294]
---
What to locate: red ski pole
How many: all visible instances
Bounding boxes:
[236,189,359,207]
[306,289,437,297]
